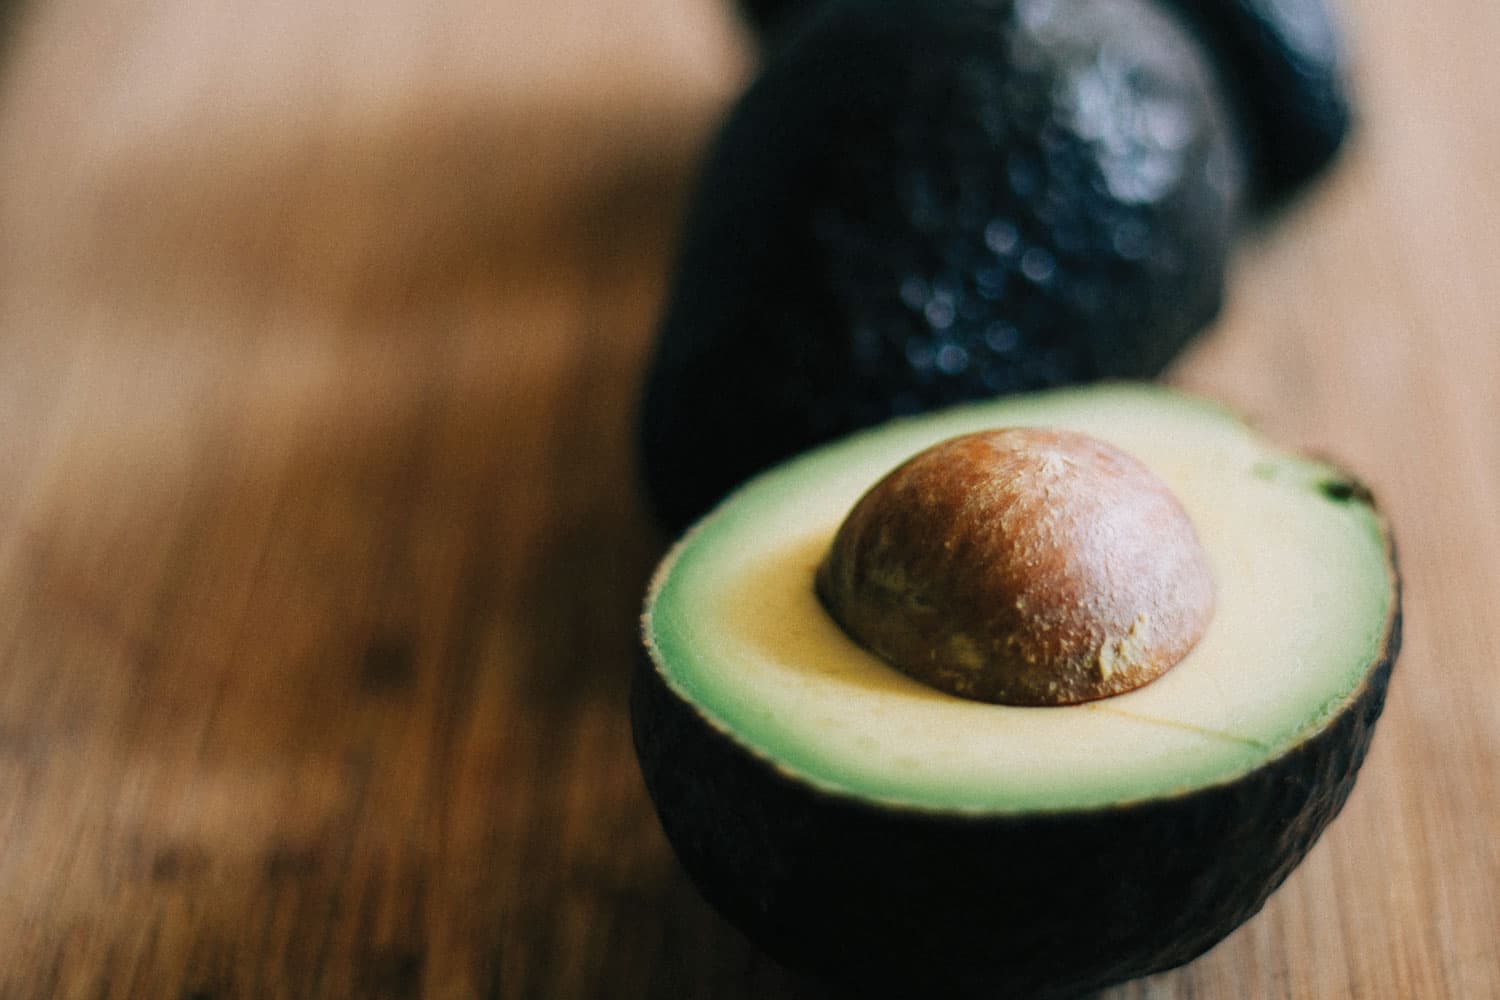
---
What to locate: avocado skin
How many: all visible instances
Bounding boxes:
[632,556,1400,998]
[736,0,1350,204]
[735,0,805,41]
[1161,0,1351,204]
[642,0,1242,533]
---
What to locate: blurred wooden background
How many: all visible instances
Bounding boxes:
[0,0,1497,997]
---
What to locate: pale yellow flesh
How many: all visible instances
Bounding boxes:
[645,387,1394,813]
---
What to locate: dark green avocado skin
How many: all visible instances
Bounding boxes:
[632,563,1400,998]
[642,0,1243,532]
[1163,0,1351,203]
[737,0,1351,204]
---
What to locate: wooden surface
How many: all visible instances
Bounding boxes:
[1,0,1497,997]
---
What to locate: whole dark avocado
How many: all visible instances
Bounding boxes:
[737,0,1353,203]
[641,0,1244,532]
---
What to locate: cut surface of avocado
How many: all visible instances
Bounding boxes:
[643,385,1394,813]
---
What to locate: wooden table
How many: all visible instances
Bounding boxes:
[1,1,1496,996]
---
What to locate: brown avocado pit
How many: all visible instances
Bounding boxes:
[817,428,1215,706]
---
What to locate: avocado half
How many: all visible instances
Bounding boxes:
[634,385,1399,999]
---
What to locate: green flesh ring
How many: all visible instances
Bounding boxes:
[643,384,1395,813]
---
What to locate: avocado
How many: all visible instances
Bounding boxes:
[641,0,1244,532]
[1158,0,1352,202]
[736,0,1352,203]
[634,385,1399,998]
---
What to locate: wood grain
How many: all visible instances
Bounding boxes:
[0,0,1496,997]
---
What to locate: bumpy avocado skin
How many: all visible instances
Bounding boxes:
[1161,0,1351,203]
[632,554,1400,998]
[737,0,1351,203]
[641,0,1243,532]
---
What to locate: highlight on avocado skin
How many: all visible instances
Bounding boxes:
[737,0,1352,204]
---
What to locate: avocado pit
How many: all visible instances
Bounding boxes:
[816,427,1215,706]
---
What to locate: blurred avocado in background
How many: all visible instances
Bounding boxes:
[639,0,1351,532]
[739,0,1352,202]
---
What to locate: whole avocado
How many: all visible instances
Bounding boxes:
[641,0,1244,532]
[737,0,1353,203]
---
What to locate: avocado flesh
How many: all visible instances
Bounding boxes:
[645,385,1394,813]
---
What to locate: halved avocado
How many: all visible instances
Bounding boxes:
[633,385,1399,999]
